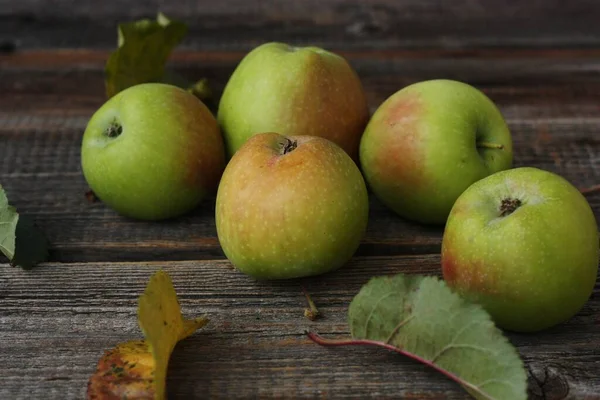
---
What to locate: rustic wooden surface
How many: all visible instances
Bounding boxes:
[1,1,600,399]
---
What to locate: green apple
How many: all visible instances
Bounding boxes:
[81,83,225,220]
[441,167,599,332]
[359,79,513,225]
[217,42,369,160]
[215,133,369,279]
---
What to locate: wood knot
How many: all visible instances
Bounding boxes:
[528,365,570,400]
[342,4,396,37]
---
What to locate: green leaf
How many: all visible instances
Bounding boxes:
[0,185,48,269]
[105,12,188,98]
[309,274,527,400]
[186,78,219,114]
[186,78,213,103]
[0,186,18,260]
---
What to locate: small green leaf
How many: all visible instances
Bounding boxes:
[309,274,527,400]
[105,12,188,98]
[187,78,219,114]
[0,185,48,269]
[161,72,217,113]
[186,78,213,102]
[0,186,18,260]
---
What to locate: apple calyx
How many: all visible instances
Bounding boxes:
[105,119,123,138]
[476,142,504,150]
[281,138,298,155]
[499,198,522,217]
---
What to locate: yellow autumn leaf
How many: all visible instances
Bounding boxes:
[87,270,208,399]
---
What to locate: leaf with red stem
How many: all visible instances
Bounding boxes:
[307,274,527,400]
[579,184,600,196]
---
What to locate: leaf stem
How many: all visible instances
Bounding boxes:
[302,286,321,321]
[306,332,494,400]
[579,184,600,195]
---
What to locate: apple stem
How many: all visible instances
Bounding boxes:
[580,184,600,195]
[301,286,321,321]
[476,142,504,150]
[281,138,298,155]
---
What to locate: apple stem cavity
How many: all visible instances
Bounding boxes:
[105,119,123,138]
[500,198,522,217]
[281,138,298,155]
[476,142,504,150]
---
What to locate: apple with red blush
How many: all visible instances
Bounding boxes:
[441,167,599,332]
[215,133,369,279]
[359,79,513,225]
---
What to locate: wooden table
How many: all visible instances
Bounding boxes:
[1,1,599,399]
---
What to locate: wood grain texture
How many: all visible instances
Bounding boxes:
[1,258,599,399]
[0,49,599,263]
[1,10,600,398]
[1,0,600,51]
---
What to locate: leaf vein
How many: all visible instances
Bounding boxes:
[476,378,519,390]
[432,343,496,363]
[385,314,414,344]
[364,291,397,338]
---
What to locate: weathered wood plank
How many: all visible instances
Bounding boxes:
[0,50,599,263]
[3,49,600,102]
[1,5,599,399]
[0,258,599,399]
[1,0,600,51]
[0,115,598,263]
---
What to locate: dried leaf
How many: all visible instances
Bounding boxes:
[0,185,48,269]
[87,270,208,399]
[105,12,188,98]
[308,274,527,400]
[86,340,155,399]
[138,270,208,397]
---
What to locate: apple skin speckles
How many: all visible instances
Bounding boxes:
[169,87,225,193]
[215,133,369,280]
[441,247,458,285]
[360,91,426,200]
[81,83,226,221]
[359,79,513,225]
[441,167,599,333]
[217,42,369,161]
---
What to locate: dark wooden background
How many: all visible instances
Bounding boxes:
[1,1,599,399]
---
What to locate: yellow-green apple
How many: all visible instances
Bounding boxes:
[441,167,599,332]
[359,79,513,225]
[81,83,225,220]
[217,42,369,161]
[215,133,369,279]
